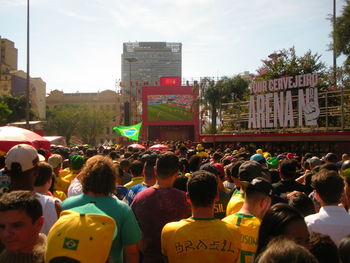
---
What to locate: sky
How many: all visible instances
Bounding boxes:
[0,0,346,94]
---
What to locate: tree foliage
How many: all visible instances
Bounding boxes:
[0,94,35,125]
[44,104,84,144]
[76,107,113,146]
[196,75,249,134]
[0,101,12,123]
[255,47,326,81]
[44,104,113,145]
[333,0,350,71]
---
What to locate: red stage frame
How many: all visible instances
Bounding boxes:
[141,85,199,141]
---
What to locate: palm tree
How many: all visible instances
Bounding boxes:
[195,78,226,134]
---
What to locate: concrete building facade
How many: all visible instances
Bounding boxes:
[121,42,182,125]
[46,90,123,145]
[0,37,46,119]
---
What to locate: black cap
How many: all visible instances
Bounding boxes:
[239,160,268,183]
[246,177,273,197]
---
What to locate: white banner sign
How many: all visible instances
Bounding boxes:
[248,73,320,129]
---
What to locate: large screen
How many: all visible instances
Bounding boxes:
[147,94,194,121]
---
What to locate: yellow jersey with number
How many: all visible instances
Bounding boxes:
[226,189,245,216]
[161,217,241,263]
[222,213,261,263]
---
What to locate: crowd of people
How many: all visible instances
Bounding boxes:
[0,141,350,263]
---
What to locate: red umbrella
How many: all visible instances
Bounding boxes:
[149,144,169,151]
[129,143,146,150]
[0,126,51,152]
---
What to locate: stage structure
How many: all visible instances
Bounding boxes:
[141,77,199,141]
[201,73,350,155]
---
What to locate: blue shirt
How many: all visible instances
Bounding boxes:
[125,183,148,205]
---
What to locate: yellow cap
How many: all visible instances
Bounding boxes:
[45,203,116,263]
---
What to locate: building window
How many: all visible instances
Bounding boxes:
[106,127,110,135]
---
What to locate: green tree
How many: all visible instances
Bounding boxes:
[44,104,84,144]
[224,75,250,102]
[255,47,326,81]
[333,0,350,72]
[0,101,12,124]
[76,107,113,146]
[0,94,35,123]
[195,78,227,134]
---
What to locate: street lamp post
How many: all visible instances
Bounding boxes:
[124,58,137,125]
[25,0,30,129]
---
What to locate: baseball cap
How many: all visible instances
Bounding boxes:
[250,153,266,163]
[48,154,63,169]
[286,153,294,160]
[239,160,268,188]
[308,157,322,168]
[196,144,204,151]
[45,203,117,263]
[246,177,273,197]
[266,157,279,169]
[5,144,39,173]
[213,163,225,179]
[69,155,84,170]
[256,149,263,154]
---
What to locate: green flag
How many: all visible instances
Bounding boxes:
[113,122,142,141]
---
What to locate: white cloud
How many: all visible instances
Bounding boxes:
[56,8,100,22]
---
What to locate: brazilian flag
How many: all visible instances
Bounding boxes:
[113,122,142,141]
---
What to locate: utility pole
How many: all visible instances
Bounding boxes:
[25,0,30,129]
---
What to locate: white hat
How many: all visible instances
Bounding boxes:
[48,154,62,169]
[5,144,39,172]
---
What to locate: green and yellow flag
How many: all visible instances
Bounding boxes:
[113,122,142,141]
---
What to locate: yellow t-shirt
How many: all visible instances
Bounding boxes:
[161,217,241,263]
[223,213,261,263]
[226,189,245,216]
[196,151,209,158]
[124,176,144,189]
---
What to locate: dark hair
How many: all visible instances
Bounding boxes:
[85,148,97,158]
[156,152,179,178]
[119,159,130,170]
[288,192,315,217]
[81,155,118,195]
[257,237,318,263]
[187,170,217,207]
[308,232,339,263]
[280,160,297,179]
[311,169,344,205]
[229,160,244,179]
[178,158,189,174]
[257,203,305,255]
[325,153,338,163]
[34,162,53,187]
[109,151,119,160]
[269,169,281,184]
[339,236,350,263]
[188,155,201,172]
[319,163,338,172]
[173,175,188,192]
[129,160,143,177]
[187,149,197,160]
[200,163,219,177]
[144,163,155,181]
[0,190,42,223]
[212,152,223,161]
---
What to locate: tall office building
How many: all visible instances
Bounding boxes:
[0,37,46,119]
[121,42,182,124]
